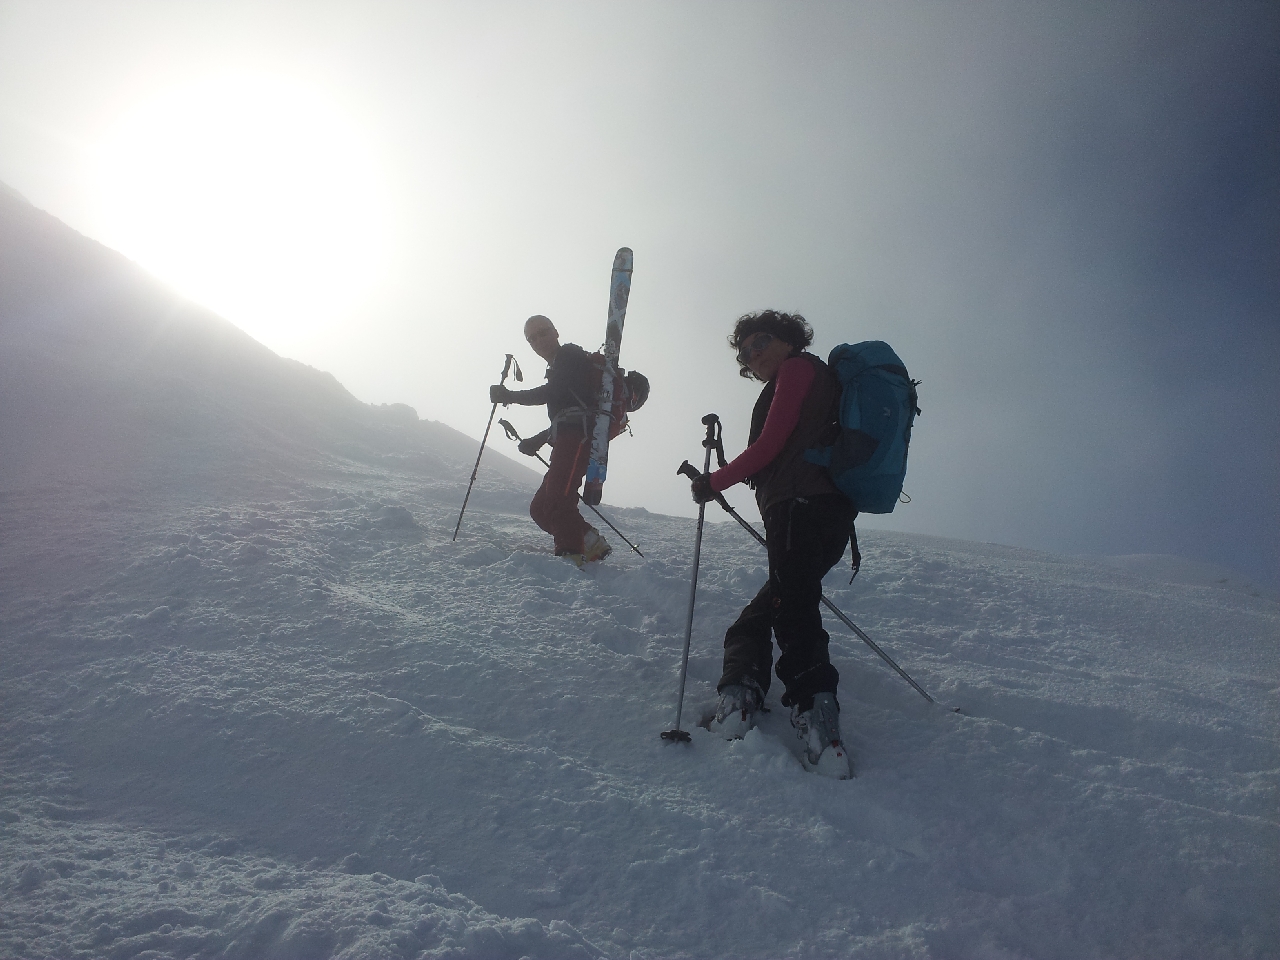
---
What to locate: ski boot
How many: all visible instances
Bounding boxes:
[583,527,612,563]
[792,692,853,779]
[711,683,762,740]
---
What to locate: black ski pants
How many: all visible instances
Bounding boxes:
[718,493,855,714]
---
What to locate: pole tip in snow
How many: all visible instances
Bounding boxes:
[660,729,692,744]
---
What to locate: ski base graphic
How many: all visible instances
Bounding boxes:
[582,247,632,507]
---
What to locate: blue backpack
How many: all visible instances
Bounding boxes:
[805,341,920,514]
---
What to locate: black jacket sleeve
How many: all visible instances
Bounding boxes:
[501,383,551,405]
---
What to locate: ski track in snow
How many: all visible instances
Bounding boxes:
[2,464,1278,960]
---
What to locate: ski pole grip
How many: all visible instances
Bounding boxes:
[677,461,701,481]
[500,353,514,384]
[499,419,520,442]
[701,413,721,450]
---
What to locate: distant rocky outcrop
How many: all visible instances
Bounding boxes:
[0,185,536,491]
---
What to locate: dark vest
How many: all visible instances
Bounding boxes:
[544,343,596,419]
[747,353,841,513]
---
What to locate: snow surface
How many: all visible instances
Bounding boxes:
[2,188,1278,958]
[1100,554,1278,603]
[3,468,1278,960]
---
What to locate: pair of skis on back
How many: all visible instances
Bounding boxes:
[582,247,633,507]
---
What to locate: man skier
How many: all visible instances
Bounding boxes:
[490,315,612,566]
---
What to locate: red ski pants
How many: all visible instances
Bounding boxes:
[530,425,592,555]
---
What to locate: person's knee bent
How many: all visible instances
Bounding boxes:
[530,487,553,529]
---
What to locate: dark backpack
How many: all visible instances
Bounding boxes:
[587,354,649,439]
[804,341,920,514]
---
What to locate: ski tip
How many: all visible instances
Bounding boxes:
[660,728,692,744]
[613,247,633,270]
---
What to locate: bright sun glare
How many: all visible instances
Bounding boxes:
[92,73,389,348]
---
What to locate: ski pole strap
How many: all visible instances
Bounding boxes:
[708,419,727,469]
[849,523,861,582]
[699,413,726,467]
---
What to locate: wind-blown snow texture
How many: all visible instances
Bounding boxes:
[2,189,1278,958]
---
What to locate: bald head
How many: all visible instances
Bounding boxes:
[524,315,561,362]
[524,315,557,339]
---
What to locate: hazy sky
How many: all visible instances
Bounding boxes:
[2,0,1276,586]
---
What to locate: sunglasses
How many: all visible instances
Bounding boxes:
[736,332,774,364]
[526,327,556,343]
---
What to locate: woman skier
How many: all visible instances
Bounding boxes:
[687,310,856,778]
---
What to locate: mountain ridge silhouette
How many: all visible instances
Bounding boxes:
[0,184,536,491]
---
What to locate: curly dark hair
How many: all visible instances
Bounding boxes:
[728,310,814,379]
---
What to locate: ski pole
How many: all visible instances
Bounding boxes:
[453,354,522,541]
[662,413,723,743]
[674,462,936,705]
[498,419,644,557]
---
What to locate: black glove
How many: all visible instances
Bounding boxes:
[690,472,715,504]
[518,430,549,456]
[490,384,512,404]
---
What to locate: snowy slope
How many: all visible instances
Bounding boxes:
[3,471,1277,959]
[0,186,537,494]
[2,191,1278,959]
[1101,554,1278,603]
